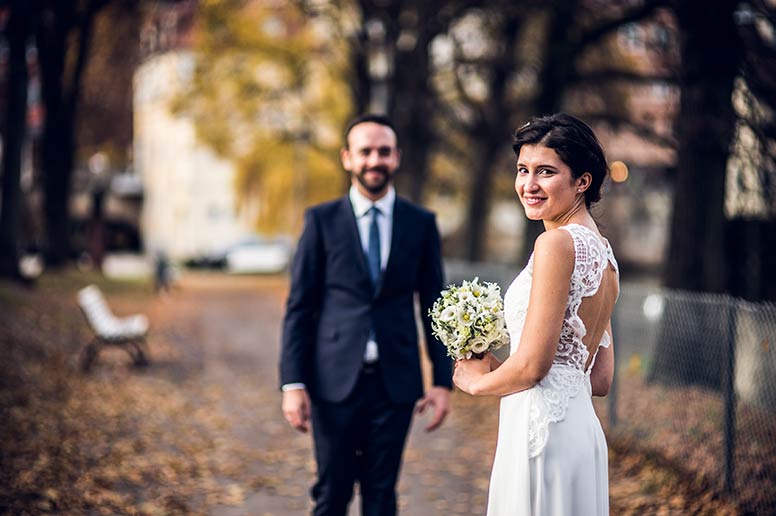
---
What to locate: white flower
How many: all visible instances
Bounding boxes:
[457,308,476,327]
[486,326,507,347]
[480,293,498,309]
[458,290,474,303]
[457,326,472,341]
[439,305,458,323]
[470,336,489,354]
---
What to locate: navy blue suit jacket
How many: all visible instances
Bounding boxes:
[280,195,452,404]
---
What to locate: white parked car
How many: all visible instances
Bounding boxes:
[224,236,292,274]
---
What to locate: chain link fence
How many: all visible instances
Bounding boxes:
[607,285,776,515]
[444,260,776,515]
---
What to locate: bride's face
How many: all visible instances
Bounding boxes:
[515,144,586,222]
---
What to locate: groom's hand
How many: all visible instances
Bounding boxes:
[416,386,450,432]
[282,388,311,433]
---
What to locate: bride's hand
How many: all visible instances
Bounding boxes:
[453,355,491,395]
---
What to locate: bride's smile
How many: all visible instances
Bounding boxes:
[522,195,547,206]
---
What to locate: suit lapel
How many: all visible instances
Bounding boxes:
[340,196,372,287]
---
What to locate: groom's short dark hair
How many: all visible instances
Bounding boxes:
[343,114,399,149]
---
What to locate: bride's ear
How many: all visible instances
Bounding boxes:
[576,172,592,192]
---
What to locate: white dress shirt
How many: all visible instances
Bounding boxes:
[349,185,394,363]
[281,186,395,392]
[349,185,394,273]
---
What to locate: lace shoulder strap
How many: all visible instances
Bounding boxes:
[559,224,612,298]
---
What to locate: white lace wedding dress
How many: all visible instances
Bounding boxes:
[487,224,619,516]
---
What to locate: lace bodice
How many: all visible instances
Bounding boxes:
[503,224,619,457]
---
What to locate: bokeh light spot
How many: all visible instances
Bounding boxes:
[611,161,629,182]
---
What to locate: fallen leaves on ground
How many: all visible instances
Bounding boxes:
[0,271,749,515]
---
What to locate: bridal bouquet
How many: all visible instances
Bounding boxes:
[429,278,509,360]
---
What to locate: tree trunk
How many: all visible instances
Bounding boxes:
[664,0,742,293]
[37,2,72,266]
[41,123,75,266]
[727,8,776,302]
[727,218,776,302]
[351,1,464,203]
[0,1,31,279]
[518,0,579,264]
[348,20,371,116]
[37,0,102,266]
[464,140,502,261]
[651,0,742,388]
[390,4,437,202]
[534,0,578,116]
[463,12,521,261]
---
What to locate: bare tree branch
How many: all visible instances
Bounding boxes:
[435,95,478,132]
[572,69,677,85]
[435,134,473,164]
[576,0,671,50]
[586,112,678,149]
[449,39,486,123]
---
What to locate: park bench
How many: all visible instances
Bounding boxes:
[77,285,150,371]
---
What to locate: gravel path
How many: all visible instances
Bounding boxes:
[152,273,497,515]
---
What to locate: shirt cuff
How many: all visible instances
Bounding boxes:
[281,382,306,392]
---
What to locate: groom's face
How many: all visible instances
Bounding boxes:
[341,122,401,200]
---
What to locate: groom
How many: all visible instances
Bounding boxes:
[280,114,452,516]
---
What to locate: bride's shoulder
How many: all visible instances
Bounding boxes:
[533,229,575,269]
[535,227,574,251]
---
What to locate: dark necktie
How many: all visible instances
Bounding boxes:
[367,206,381,287]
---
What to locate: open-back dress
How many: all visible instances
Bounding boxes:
[486,223,619,516]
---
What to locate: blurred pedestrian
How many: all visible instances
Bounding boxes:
[280,114,452,516]
[454,113,619,515]
[153,249,172,295]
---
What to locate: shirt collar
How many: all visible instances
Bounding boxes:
[349,185,395,218]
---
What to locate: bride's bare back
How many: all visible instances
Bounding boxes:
[579,255,619,371]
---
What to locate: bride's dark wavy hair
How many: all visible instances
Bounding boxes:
[512,113,608,208]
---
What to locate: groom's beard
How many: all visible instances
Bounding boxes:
[353,166,395,195]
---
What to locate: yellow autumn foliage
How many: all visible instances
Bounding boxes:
[174,0,353,235]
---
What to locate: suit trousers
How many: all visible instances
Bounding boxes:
[310,367,414,516]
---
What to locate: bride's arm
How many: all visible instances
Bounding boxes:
[454,230,574,397]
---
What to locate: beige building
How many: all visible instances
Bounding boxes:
[133,51,255,261]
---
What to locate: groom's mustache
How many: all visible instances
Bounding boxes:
[362,166,390,176]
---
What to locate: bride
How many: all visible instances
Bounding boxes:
[453,113,619,516]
